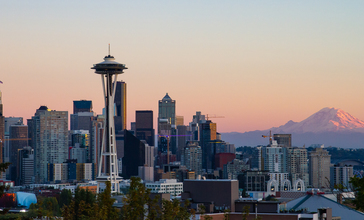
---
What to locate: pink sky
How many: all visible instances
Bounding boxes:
[1,1,364,133]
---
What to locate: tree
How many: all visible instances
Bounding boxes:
[121,177,150,219]
[62,182,118,220]
[42,197,61,217]
[147,194,162,220]
[97,181,119,220]
[350,176,364,211]
[242,205,249,220]
[58,189,72,209]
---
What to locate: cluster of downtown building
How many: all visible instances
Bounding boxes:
[0,85,354,196]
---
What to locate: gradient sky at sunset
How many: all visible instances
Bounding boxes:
[1,1,363,133]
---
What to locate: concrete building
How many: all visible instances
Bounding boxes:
[145,179,183,196]
[309,147,331,188]
[183,141,202,177]
[215,153,236,169]
[238,170,270,192]
[223,159,249,180]
[330,165,354,189]
[287,147,309,187]
[29,106,68,183]
[138,165,154,182]
[17,146,34,185]
[182,179,239,212]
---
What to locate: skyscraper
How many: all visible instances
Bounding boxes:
[135,110,154,147]
[309,147,331,188]
[123,130,145,178]
[199,120,217,170]
[114,81,127,134]
[73,100,93,114]
[158,93,175,134]
[9,124,28,182]
[158,93,176,153]
[30,106,68,183]
[286,147,309,187]
[17,146,34,185]
[261,140,287,173]
[183,141,202,177]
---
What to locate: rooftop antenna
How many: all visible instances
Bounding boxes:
[108,44,110,56]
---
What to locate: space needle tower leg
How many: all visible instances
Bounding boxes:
[92,51,127,194]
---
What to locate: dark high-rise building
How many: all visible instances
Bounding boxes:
[199,120,217,170]
[176,125,189,161]
[273,134,291,148]
[70,112,94,131]
[17,146,34,185]
[114,81,127,134]
[9,124,28,182]
[135,111,154,147]
[158,93,175,134]
[238,170,270,192]
[122,130,145,178]
[73,100,92,114]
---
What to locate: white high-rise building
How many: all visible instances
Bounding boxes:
[262,140,287,173]
[30,106,68,183]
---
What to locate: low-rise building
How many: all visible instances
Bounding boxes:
[145,179,183,196]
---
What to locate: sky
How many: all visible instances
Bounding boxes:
[1,1,364,133]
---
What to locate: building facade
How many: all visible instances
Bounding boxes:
[30,106,68,183]
[135,110,154,147]
[330,165,353,189]
[309,148,331,188]
[287,147,309,187]
[183,141,202,177]
[114,81,127,134]
[145,179,183,196]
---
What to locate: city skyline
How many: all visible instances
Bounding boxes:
[1,1,364,133]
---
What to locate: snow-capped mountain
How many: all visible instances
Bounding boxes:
[269,107,364,133]
[221,107,364,148]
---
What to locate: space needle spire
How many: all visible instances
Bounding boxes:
[91,48,127,193]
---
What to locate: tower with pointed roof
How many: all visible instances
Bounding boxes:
[158,93,176,152]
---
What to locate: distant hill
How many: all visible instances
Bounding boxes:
[221,107,364,148]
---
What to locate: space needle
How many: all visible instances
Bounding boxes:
[91,47,127,193]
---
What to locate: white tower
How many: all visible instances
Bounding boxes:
[91,51,127,193]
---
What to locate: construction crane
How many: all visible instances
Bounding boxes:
[262,130,272,144]
[206,114,225,120]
